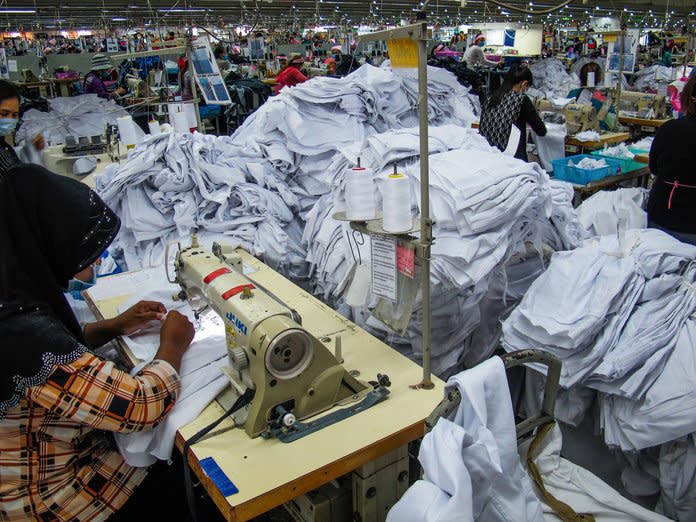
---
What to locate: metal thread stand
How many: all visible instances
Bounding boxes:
[112,38,202,131]
[358,23,434,389]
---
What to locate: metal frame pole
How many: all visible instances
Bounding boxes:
[417,33,434,389]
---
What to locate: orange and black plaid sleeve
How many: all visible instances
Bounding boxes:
[27,352,181,433]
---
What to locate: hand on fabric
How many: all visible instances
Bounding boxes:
[114,300,167,335]
[83,301,166,348]
[31,134,45,151]
[155,311,195,371]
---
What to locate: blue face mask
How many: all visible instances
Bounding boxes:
[478,41,485,47]
[65,264,98,296]
[0,117,18,136]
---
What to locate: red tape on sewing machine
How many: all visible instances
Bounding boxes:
[222,284,255,300]
[203,267,231,284]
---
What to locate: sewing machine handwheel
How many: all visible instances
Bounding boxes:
[265,329,314,380]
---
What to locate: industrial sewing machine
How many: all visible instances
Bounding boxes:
[126,76,148,98]
[166,235,390,442]
[618,91,668,120]
[535,99,600,134]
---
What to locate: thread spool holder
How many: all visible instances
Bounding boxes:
[357,22,435,389]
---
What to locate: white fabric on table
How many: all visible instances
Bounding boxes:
[576,187,648,238]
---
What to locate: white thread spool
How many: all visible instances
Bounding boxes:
[345,166,376,221]
[172,111,190,133]
[148,120,161,135]
[117,115,138,150]
[382,172,412,233]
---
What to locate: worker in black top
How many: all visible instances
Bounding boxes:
[646,74,696,245]
[479,64,546,162]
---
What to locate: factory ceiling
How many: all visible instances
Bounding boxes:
[2,1,694,33]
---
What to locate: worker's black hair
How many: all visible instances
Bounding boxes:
[681,74,696,118]
[488,64,533,108]
[0,79,19,103]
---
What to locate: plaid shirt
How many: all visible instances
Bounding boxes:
[0,352,180,521]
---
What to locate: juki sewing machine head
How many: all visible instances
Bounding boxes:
[618,91,667,120]
[126,77,148,98]
[535,99,600,134]
[166,235,389,441]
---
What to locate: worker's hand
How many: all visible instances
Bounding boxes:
[159,310,195,353]
[497,61,505,69]
[32,134,45,151]
[115,300,167,336]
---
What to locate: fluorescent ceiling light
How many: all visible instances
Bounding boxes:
[0,9,36,13]
[158,8,205,12]
[112,17,127,21]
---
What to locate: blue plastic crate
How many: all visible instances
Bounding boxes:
[591,149,643,173]
[551,154,623,185]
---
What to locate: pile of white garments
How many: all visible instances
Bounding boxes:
[95,63,479,271]
[632,65,679,93]
[318,130,582,375]
[576,187,648,238]
[528,58,581,100]
[16,94,133,146]
[601,143,635,159]
[387,357,545,522]
[572,156,606,170]
[502,228,696,452]
[631,136,654,151]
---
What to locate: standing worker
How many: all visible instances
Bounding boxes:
[463,34,500,69]
[646,74,696,244]
[479,64,547,162]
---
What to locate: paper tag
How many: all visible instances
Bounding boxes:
[370,234,397,301]
[8,60,17,72]
[397,245,415,279]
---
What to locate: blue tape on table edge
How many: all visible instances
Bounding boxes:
[199,456,239,496]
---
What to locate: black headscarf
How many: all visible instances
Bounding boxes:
[0,164,120,419]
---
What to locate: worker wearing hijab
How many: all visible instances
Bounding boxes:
[0,164,194,520]
[274,53,308,94]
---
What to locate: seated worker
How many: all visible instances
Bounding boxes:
[479,64,547,162]
[646,74,696,245]
[0,164,195,520]
[214,45,231,72]
[84,53,117,99]
[0,80,45,173]
[463,34,501,69]
[274,54,308,95]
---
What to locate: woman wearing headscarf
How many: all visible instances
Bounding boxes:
[274,54,308,95]
[0,164,194,520]
[479,64,547,162]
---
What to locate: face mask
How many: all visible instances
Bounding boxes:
[478,41,485,47]
[332,54,339,60]
[65,263,99,293]
[0,117,18,136]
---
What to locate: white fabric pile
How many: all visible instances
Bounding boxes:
[387,357,545,521]
[632,65,679,93]
[321,134,581,375]
[576,187,648,238]
[96,65,480,276]
[502,228,696,453]
[573,130,601,142]
[532,123,567,173]
[528,58,581,100]
[631,136,654,151]
[572,156,606,170]
[16,94,133,146]
[601,143,635,159]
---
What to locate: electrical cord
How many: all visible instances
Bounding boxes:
[183,387,255,522]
